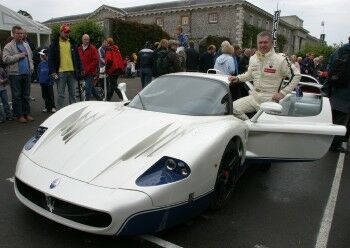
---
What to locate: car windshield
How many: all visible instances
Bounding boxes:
[128,75,229,116]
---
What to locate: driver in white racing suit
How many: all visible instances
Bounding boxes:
[229,31,301,120]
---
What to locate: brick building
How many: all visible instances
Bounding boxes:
[43,0,320,54]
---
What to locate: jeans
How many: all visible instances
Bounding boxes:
[106,75,122,101]
[57,71,77,109]
[9,74,31,117]
[0,89,12,119]
[84,76,98,101]
[140,68,153,88]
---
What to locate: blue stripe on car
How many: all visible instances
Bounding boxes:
[117,191,213,236]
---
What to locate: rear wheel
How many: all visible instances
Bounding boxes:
[210,139,243,210]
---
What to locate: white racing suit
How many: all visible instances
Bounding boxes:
[233,49,301,120]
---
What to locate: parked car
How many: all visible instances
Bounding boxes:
[14,72,345,236]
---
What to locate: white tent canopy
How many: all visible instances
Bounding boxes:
[0,3,51,48]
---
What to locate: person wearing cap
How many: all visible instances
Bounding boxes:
[78,34,99,100]
[37,49,56,113]
[2,25,34,123]
[48,24,82,109]
[138,41,154,88]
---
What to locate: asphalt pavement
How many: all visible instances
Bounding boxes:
[0,77,349,248]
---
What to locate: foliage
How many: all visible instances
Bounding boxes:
[18,10,32,19]
[242,22,261,48]
[198,35,231,54]
[296,43,337,62]
[242,22,287,52]
[112,20,170,57]
[49,20,103,47]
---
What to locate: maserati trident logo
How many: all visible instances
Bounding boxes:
[50,178,61,189]
[45,195,55,213]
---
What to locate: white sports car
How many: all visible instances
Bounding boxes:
[14,72,345,236]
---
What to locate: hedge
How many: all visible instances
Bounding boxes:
[112,20,170,57]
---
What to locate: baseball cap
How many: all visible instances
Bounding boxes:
[60,24,71,33]
[38,49,48,55]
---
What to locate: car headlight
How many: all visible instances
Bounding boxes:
[24,126,48,151]
[136,156,191,186]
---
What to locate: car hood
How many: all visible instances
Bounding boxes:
[25,102,230,188]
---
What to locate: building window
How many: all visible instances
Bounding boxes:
[265,21,269,30]
[181,16,190,26]
[156,17,164,27]
[208,13,218,24]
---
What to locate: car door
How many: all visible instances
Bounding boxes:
[245,92,346,162]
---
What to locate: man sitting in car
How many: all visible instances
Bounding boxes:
[229,31,301,120]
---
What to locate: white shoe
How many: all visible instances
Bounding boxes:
[51,108,57,113]
[42,108,48,113]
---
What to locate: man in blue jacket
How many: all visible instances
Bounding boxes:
[48,24,82,109]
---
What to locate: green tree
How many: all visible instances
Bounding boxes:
[297,43,338,62]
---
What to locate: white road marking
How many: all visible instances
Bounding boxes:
[6,177,14,183]
[315,142,347,248]
[140,235,183,248]
[254,245,270,248]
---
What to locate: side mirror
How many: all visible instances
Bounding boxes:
[250,102,282,123]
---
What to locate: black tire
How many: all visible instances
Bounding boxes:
[210,138,242,210]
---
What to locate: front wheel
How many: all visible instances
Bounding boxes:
[210,139,242,210]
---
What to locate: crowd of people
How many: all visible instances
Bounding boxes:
[0,23,349,154]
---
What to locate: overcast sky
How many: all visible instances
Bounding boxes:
[1,0,348,45]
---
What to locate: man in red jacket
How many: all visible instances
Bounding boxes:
[78,34,99,100]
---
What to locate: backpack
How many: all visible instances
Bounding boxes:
[105,45,124,76]
[328,48,350,86]
[156,50,169,76]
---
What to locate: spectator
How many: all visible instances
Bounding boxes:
[175,26,188,49]
[177,46,187,72]
[167,40,182,73]
[215,40,231,60]
[199,44,216,73]
[291,55,301,72]
[0,54,13,122]
[98,39,108,68]
[301,53,316,76]
[324,37,350,153]
[153,39,169,77]
[23,29,39,83]
[48,24,82,109]
[138,41,154,88]
[232,45,241,76]
[105,37,124,101]
[317,55,328,84]
[78,34,99,100]
[214,45,236,75]
[239,48,250,73]
[2,25,34,123]
[37,49,56,113]
[186,40,199,72]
